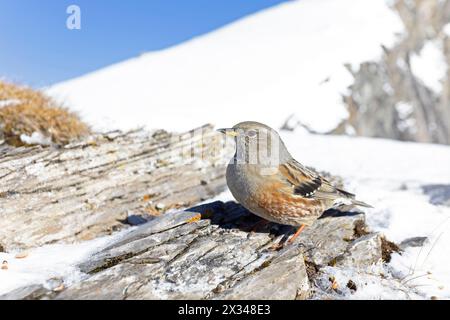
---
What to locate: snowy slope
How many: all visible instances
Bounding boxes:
[1,132,449,299]
[47,0,402,133]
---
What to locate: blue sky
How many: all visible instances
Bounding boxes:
[0,0,287,87]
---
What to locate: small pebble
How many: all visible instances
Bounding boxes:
[331,281,338,290]
[46,278,65,291]
[329,276,338,290]
[186,214,202,224]
[53,284,65,292]
[126,214,148,226]
[346,280,357,292]
[142,194,153,202]
[399,236,428,249]
[15,251,29,259]
[155,203,165,210]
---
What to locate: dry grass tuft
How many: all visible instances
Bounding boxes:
[0,80,90,146]
[380,236,401,263]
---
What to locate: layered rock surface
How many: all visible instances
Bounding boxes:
[1,201,387,300]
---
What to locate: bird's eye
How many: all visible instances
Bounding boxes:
[247,129,257,138]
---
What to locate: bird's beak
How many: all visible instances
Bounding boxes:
[216,128,238,137]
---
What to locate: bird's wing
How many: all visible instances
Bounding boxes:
[278,159,353,201]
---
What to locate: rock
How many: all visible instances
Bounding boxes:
[215,247,309,300]
[125,211,151,226]
[46,278,65,292]
[335,233,382,268]
[2,201,390,300]
[77,210,208,274]
[155,203,166,210]
[422,184,450,206]
[399,236,428,249]
[56,213,277,299]
[297,210,367,266]
[336,0,450,145]
[0,125,230,250]
[0,284,55,300]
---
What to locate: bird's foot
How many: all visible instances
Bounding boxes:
[287,224,306,244]
[269,224,306,250]
[270,242,285,251]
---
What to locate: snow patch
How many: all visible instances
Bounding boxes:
[395,101,414,119]
[0,99,21,108]
[0,232,128,296]
[443,23,450,37]
[410,40,447,93]
[20,132,52,146]
[313,264,422,299]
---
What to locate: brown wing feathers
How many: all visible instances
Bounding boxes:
[279,161,323,198]
[279,160,350,201]
[293,176,322,198]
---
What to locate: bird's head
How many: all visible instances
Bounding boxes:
[217,121,290,166]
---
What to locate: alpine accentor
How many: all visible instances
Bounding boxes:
[218,121,371,242]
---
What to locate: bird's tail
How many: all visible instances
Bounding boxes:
[336,187,373,208]
[351,199,373,208]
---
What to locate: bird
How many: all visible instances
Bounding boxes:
[217,121,372,244]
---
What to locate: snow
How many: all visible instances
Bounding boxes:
[46,0,402,133]
[313,264,423,299]
[395,101,414,119]
[443,23,450,37]
[0,231,128,296]
[410,40,447,93]
[0,99,21,108]
[396,101,416,133]
[20,132,52,146]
